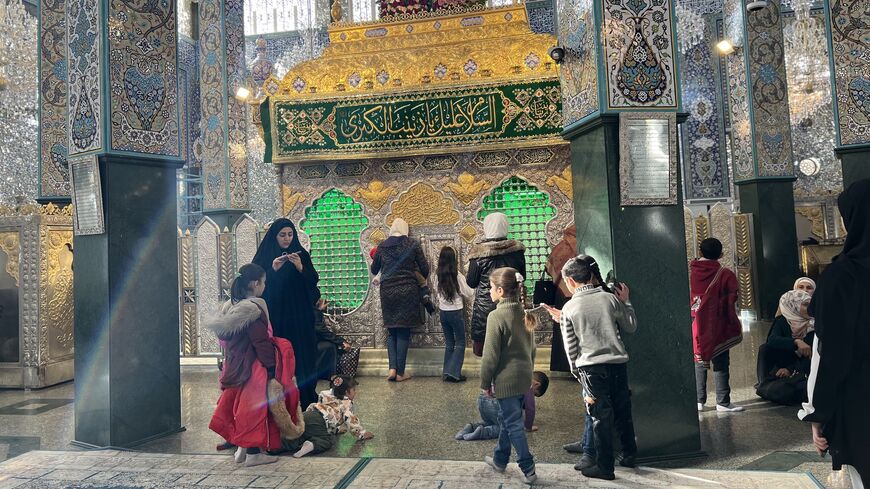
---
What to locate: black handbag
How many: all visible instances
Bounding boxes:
[533,271,557,306]
[336,347,360,377]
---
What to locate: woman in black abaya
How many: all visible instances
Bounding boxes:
[799,178,870,486]
[253,218,320,409]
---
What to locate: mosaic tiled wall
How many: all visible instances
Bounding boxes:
[783,13,842,200]
[226,0,249,209]
[39,0,70,197]
[828,0,870,146]
[526,0,556,34]
[107,0,180,156]
[66,0,103,155]
[556,0,599,125]
[199,0,249,210]
[680,18,729,200]
[745,0,793,177]
[274,145,574,348]
[178,37,202,169]
[723,0,755,182]
[602,0,678,109]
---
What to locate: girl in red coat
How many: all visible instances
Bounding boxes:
[208,263,303,466]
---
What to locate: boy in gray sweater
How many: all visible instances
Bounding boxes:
[558,256,638,481]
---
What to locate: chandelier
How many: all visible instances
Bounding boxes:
[0,0,39,204]
[783,5,829,126]
[675,4,706,53]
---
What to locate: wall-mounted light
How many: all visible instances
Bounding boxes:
[716,40,735,55]
[234,87,251,101]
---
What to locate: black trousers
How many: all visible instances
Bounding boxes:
[315,341,338,381]
[579,363,637,473]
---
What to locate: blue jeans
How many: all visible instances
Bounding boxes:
[581,411,596,457]
[440,310,466,379]
[494,395,535,476]
[387,328,410,375]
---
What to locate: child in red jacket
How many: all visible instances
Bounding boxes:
[690,238,744,413]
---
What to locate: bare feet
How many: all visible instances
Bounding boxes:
[387,369,397,381]
[396,373,412,382]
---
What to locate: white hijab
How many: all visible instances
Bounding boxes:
[390,218,409,237]
[483,213,508,240]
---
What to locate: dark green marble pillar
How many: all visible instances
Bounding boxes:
[74,155,184,447]
[837,145,870,188]
[63,0,184,448]
[736,181,800,319]
[568,117,702,462]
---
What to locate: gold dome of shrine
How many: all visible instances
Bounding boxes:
[261,4,559,98]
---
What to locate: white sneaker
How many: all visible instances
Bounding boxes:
[521,472,538,484]
[233,446,246,463]
[716,403,745,412]
[244,452,278,467]
[697,403,704,412]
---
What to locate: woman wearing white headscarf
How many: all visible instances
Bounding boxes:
[371,218,430,381]
[466,213,526,356]
[765,290,815,376]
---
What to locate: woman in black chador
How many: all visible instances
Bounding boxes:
[252,218,320,409]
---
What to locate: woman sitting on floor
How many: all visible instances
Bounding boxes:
[756,289,814,405]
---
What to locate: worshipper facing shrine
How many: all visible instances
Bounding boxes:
[434,245,475,382]
[545,223,577,372]
[252,218,321,409]
[207,264,303,467]
[467,213,526,357]
[800,178,870,487]
[370,218,430,382]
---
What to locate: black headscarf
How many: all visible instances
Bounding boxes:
[252,218,305,269]
[250,217,321,408]
[837,178,870,269]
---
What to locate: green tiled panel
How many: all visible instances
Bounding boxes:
[301,189,370,315]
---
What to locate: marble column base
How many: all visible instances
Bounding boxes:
[73,154,183,448]
[836,144,870,188]
[736,181,800,319]
[565,115,702,462]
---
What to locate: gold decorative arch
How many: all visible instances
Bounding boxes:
[386,182,460,226]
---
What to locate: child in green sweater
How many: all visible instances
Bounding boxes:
[480,267,538,485]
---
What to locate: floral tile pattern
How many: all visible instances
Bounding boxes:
[39,0,71,197]
[108,0,180,157]
[66,0,103,155]
[828,0,870,146]
[723,0,754,182]
[745,0,793,177]
[679,19,729,200]
[557,0,599,125]
[602,0,678,109]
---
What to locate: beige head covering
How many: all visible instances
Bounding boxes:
[483,213,508,239]
[390,218,409,237]
[779,289,814,338]
[793,277,816,292]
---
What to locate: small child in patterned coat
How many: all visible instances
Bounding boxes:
[281,375,373,458]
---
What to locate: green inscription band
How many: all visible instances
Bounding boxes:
[264,78,562,162]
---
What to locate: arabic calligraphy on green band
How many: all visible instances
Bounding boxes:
[264,79,562,162]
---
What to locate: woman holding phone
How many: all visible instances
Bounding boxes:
[253,218,320,409]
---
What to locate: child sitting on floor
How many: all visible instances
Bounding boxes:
[456,371,549,440]
[281,375,374,458]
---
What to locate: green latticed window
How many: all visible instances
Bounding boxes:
[478,176,557,292]
[300,189,370,315]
